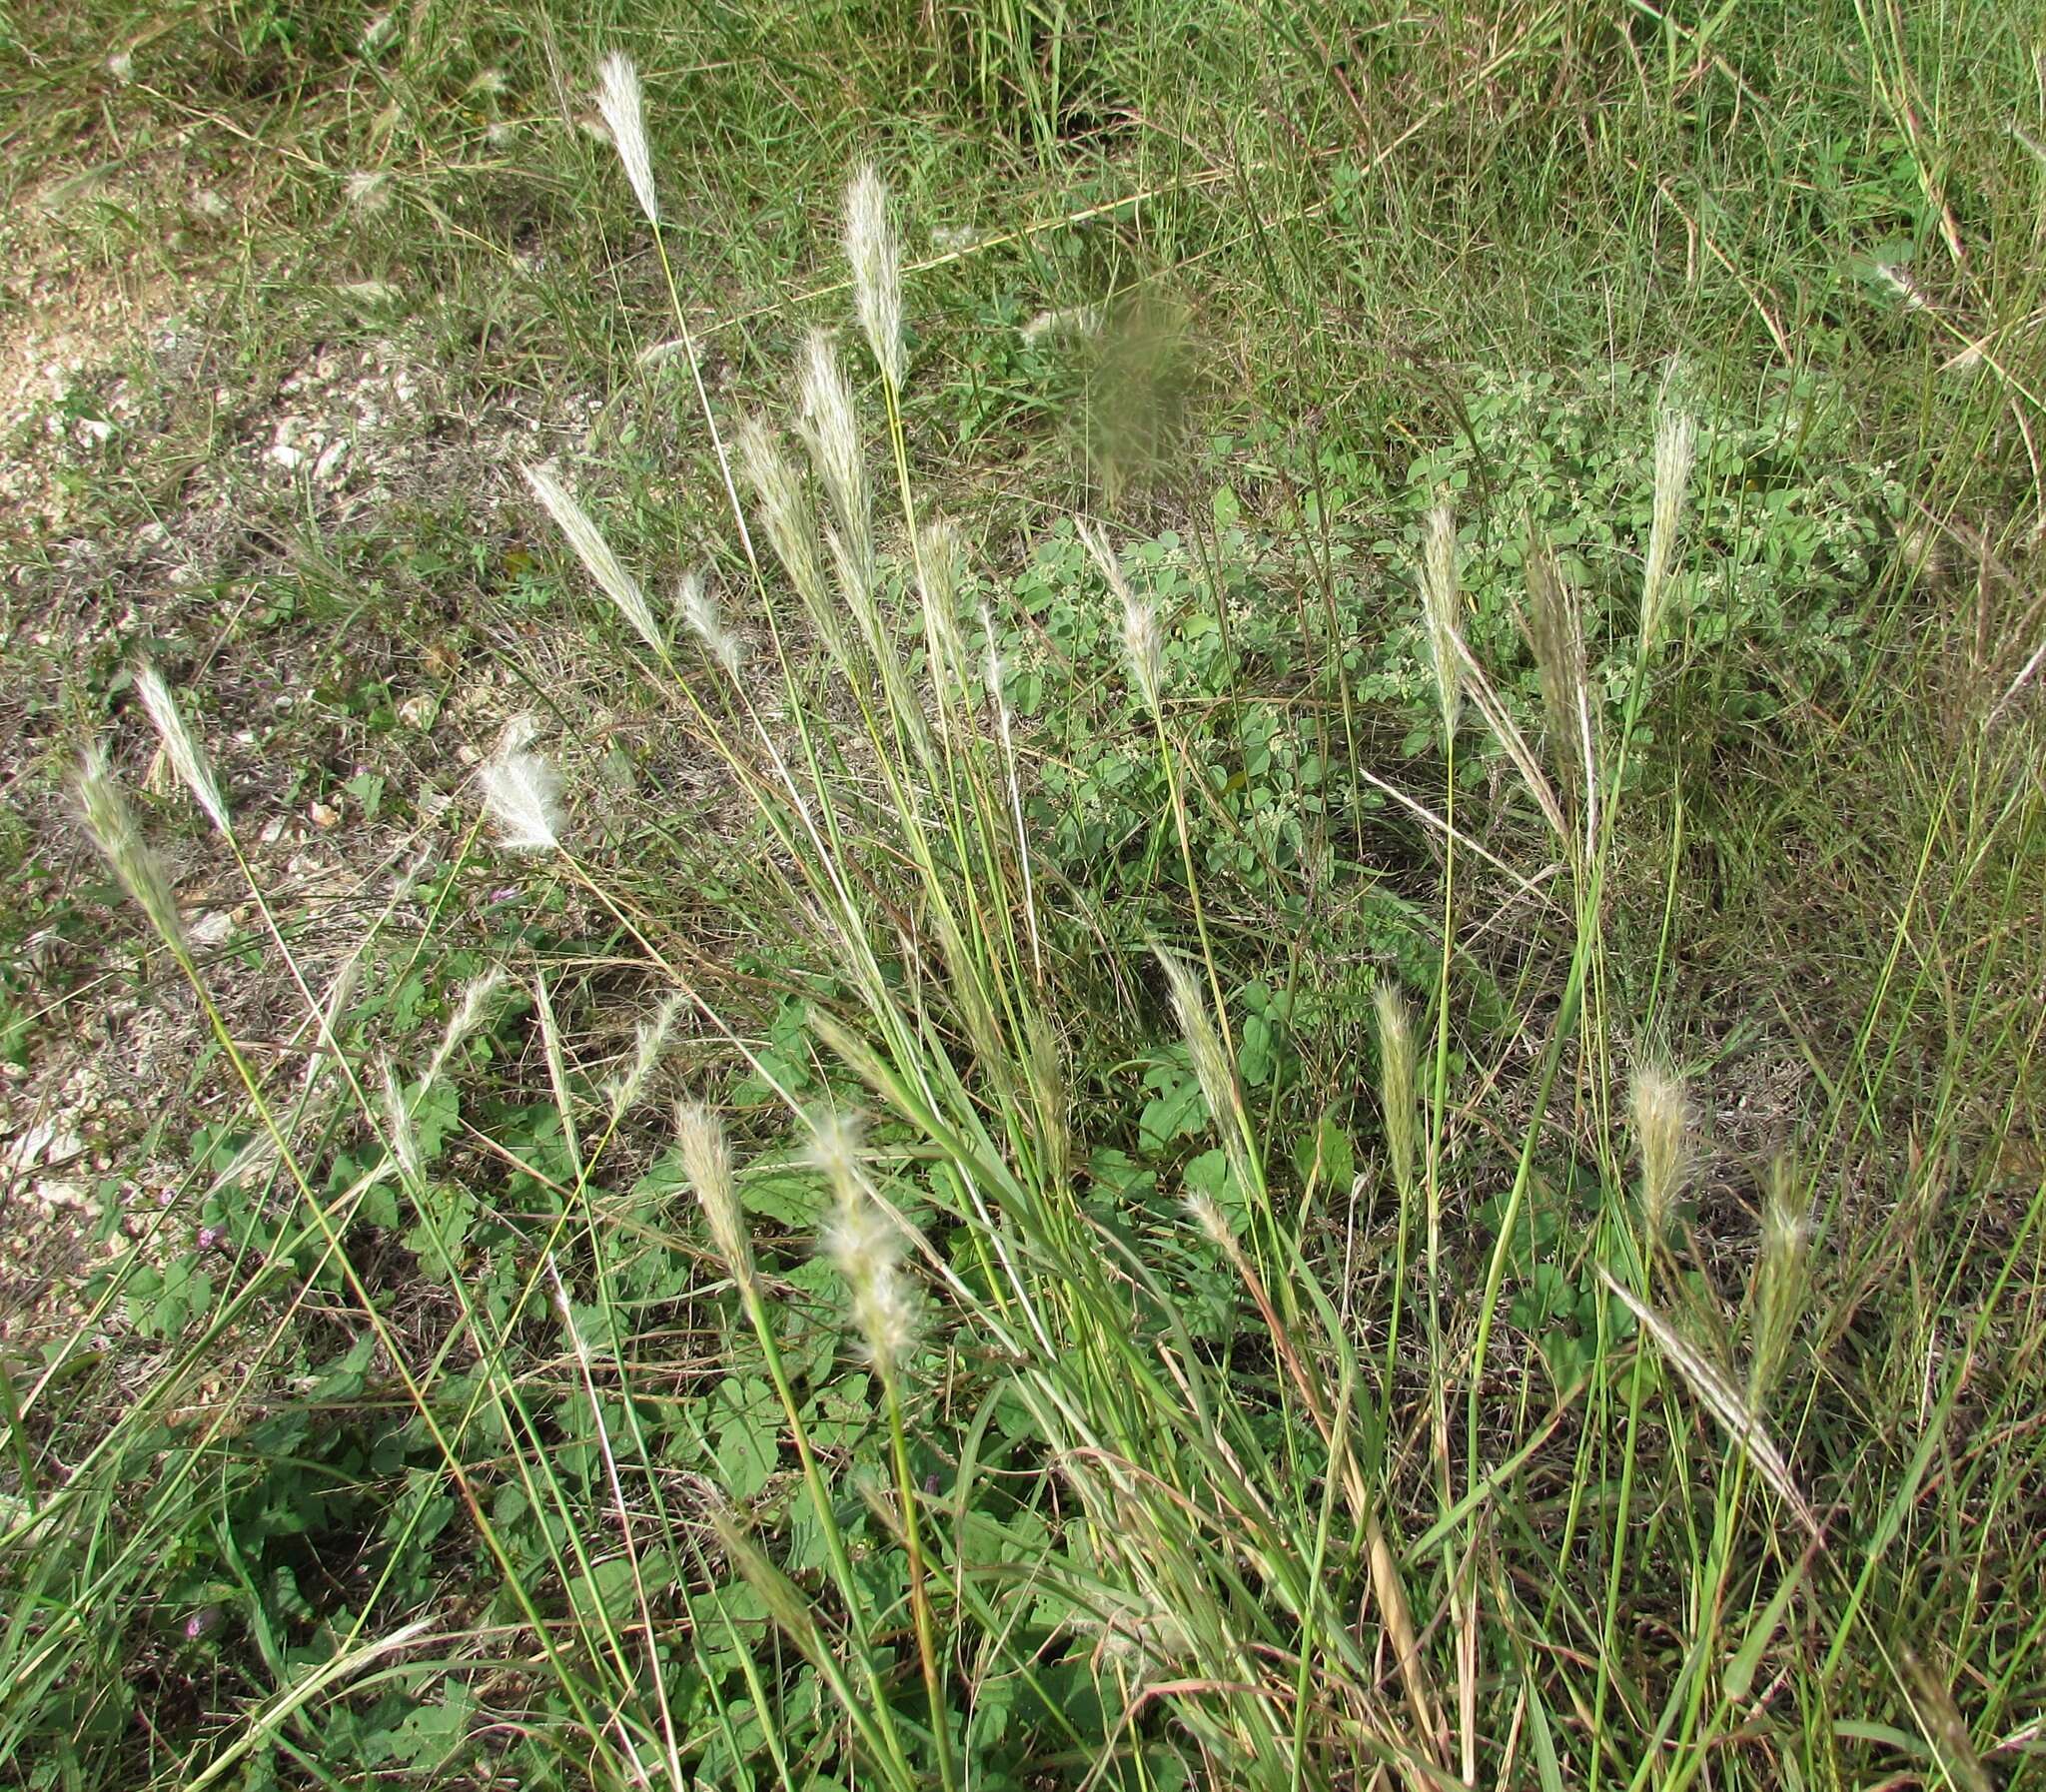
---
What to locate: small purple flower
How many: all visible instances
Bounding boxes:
[185,1605,223,1641]
[196,1226,221,1253]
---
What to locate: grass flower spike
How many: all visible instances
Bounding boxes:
[478,716,563,853]
[1079,520,1160,712]
[1629,1063,1689,1243]
[809,1109,917,1377]
[679,571,741,676]
[797,331,872,590]
[424,967,508,1088]
[523,463,663,659]
[1419,501,1463,741]
[594,52,658,228]
[1374,982,1418,1202]
[75,745,189,955]
[135,662,229,833]
[844,166,905,390]
[1639,405,1697,654]
[737,415,839,653]
[677,1101,753,1289]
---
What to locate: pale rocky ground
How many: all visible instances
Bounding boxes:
[0,186,606,1352]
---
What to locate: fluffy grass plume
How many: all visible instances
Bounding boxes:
[844,166,905,390]
[477,717,563,852]
[1630,1063,1689,1243]
[1078,519,1161,712]
[676,1100,754,1289]
[594,52,658,228]
[809,1108,918,1376]
[1420,501,1464,741]
[797,330,873,589]
[134,662,229,833]
[736,414,840,653]
[74,745,189,954]
[1374,981,1418,1203]
[678,570,741,676]
[523,463,663,658]
[1639,406,1698,653]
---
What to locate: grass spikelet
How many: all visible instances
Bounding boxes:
[1752,1158,1812,1399]
[477,716,563,853]
[1374,982,1418,1203]
[736,415,839,654]
[1419,502,1464,741]
[843,165,904,390]
[593,52,658,228]
[522,463,662,659]
[1629,1063,1689,1245]
[134,662,229,834]
[1639,406,1698,654]
[708,1505,827,1667]
[1078,520,1160,712]
[1521,536,1594,840]
[809,1109,918,1378]
[1154,945,1256,1203]
[676,1100,753,1289]
[916,517,967,700]
[381,1060,423,1188]
[609,993,685,1118]
[424,966,507,1089]
[797,331,872,592]
[75,745,189,956]
[1598,1269,1817,1535]
[677,571,741,676]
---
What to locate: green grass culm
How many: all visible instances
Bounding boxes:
[2,3,2044,1788]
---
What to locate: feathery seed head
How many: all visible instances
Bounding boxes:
[1639,408,1698,655]
[75,744,188,955]
[1185,1187,1235,1251]
[1079,520,1161,711]
[1629,1063,1689,1241]
[1752,1157,1812,1398]
[797,331,871,587]
[135,662,229,834]
[809,1107,917,1375]
[1420,501,1464,741]
[844,165,905,390]
[1872,261,1929,312]
[610,993,684,1117]
[1373,982,1418,1201]
[382,1061,423,1188]
[344,170,392,214]
[678,570,741,676]
[478,716,563,853]
[1522,537,1592,813]
[1122,593,1163,713]
[1154,947,1257,1206]
[594,52,658,227]
[522,463,663,658]
[676,1100,753,1288]
[1155,946,1236,1139]
[916,516,966,697]
[736,415,837,647]
[425,966,508,1088]
[709,1505,824,1655]
[803,1104,865,1194]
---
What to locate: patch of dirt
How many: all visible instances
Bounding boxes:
[0,222,610,1351]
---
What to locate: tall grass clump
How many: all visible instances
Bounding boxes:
[7,35,2046,1792]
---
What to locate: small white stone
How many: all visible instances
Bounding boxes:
[191,911,234,947]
